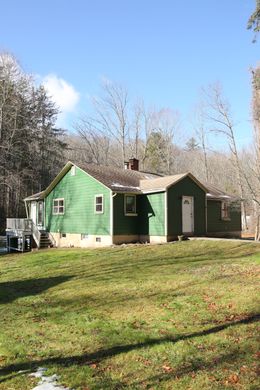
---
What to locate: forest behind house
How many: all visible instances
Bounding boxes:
[0,53,259,238]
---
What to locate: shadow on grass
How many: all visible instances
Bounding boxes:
[132,348,247,388]
[0,313,258,383]
[68,244,258,284]
[0,276,73,304]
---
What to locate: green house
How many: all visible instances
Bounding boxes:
[7,159,241,250]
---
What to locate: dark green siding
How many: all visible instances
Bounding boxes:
[45,167,110,234]
[167,177,206,236]
[139,192,165,236]
[113,194,139,235]
[113,192,165,236]
[207,200,241,233]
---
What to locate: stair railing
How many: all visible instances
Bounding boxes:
[47,232,56,247]
[31,221,41,248]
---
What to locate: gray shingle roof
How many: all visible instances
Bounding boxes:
[24,161,240,201]
[204,183,240,201]
[78,163,159,193]
[24,191,45,201]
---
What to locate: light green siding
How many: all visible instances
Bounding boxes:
[45,167,111,235]
[139,192,165,236]
[207,200,241,234]
[167,177,206,236]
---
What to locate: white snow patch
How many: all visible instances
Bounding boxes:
[111,183,140,189]
[207,193,231,199]
[30,367,72,390]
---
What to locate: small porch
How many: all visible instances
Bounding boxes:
[24,191,45,229]
[6,218,54,252]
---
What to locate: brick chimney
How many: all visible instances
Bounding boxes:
[129,158,139,171]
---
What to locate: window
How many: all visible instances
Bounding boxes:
[125,195,137,215]
[53,198,65,215]
[81,234,88,240]
[71,166,76,176]
[96,237,101,242]
[221,201,230,220]
[95,195,103,213]
[61,233,66,238]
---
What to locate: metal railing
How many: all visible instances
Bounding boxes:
[6,218,41,248]
[6,218,32,231]
[0,236,7,247]
[31,221,41,247]
[47,232,56,247]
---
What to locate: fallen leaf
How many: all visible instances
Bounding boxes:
[162,365,173,373]
[253,352,260,359]
[228,374,239,384]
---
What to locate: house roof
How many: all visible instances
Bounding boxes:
[24,191,45,201]
[78,163,159,193]
[24,161,239,201]
[140,172,208,193]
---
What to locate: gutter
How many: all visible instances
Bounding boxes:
[165,189,168,240]
[110,192,118,243]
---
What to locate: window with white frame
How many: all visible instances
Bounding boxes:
[53,198,65,215]
[95,195,103,213]
[125,195,136,215]
[221,201,230,220]
[81,233,88,240]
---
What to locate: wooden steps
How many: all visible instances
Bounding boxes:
[39,232,53,249]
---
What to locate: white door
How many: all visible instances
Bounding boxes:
[182,196,194,234]
[30,202,37,225]
[37,201,44,228]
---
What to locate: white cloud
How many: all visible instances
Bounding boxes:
[42,74,80,120]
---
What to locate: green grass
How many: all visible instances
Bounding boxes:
[0,240,259,389]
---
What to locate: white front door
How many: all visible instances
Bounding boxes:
[182,196,194,234]
[30,202,37,225]
[37,201,44,228]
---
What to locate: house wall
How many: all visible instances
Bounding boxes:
[207,200,241,237]
[138,192,165,236]
[112,192,165,243]
[45,167,111,236]
[113,193,139,236]
[167,176,206,237]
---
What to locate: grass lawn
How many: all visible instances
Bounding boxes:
[0,240,259,390]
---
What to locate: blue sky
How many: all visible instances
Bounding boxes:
[0,0,259,149]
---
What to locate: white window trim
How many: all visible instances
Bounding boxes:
[221,201,230,221]
[95,194,104,214]
[53,198,65,215]
[124,194,137,216]
[71,166,76,176]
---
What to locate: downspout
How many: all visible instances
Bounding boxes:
[205,194,208,236]
[24,200,29,218]
[110,192,117,244]
[165,190,168,241]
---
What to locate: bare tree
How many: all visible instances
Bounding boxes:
[88,80,129,166]
[242,66,260,239]
[203,83,248,229]
[141,107,180,174]
[73,117,110,165]
[192,103,210,181]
